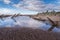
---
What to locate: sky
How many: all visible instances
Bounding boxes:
[0,0,60,15]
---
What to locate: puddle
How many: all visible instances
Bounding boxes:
[0,16,60,32]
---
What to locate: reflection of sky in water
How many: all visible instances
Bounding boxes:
[0,16,60,32]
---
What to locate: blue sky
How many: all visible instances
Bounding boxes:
[0,0,60,14]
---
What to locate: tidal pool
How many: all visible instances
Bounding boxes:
[0,16,60,32]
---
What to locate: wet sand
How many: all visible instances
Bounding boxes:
[0,27,60,40]
[30,15,60,27]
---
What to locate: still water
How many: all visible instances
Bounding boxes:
[0,16,60,32]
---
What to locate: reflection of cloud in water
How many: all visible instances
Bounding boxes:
[53,27,60,32]
[14,16,48,29]
[0,16,60,32]
[0,17,15,27]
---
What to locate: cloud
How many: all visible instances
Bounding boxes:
[13,0,46,12]
[3,0,11,4]
[0,8,21,15]
[13,0,60,12]
[1,0,60,12]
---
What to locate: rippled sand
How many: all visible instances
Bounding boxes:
[0,27,60,40]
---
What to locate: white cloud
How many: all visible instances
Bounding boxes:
[0,8,21,15]
[3,0,11,4]
[13,0,46,12]
[13,0,60,12]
